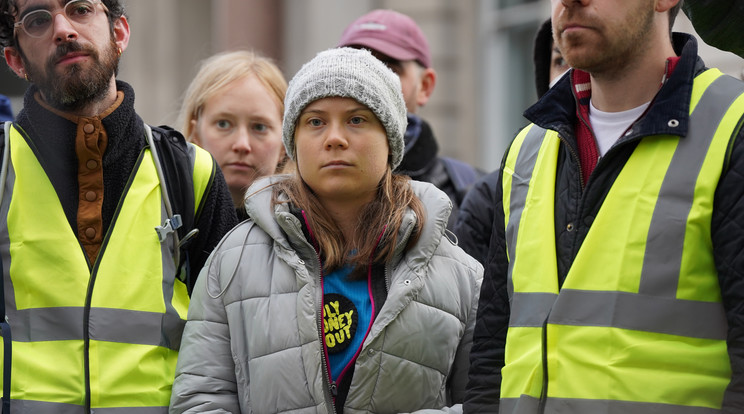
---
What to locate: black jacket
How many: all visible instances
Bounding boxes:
[453,169,499,265]
[5,81,237,291]
[397,116,483,229]
[464,33,744,413]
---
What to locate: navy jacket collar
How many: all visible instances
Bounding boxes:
[524,33,705,144]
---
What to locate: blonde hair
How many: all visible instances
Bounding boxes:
[272,169,425,277]
[178,50,288,142]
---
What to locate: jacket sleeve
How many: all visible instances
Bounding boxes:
[170,246,240,413]
[410,257,484,414]
[463,167,510,414]
[713,126,744,413]
[453,170,500,265]
[449,259,484,404]
[187,162,239,291]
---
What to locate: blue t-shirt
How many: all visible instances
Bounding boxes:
[322,265,373,381]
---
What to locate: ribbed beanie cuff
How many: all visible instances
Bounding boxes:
[282,47,407,169]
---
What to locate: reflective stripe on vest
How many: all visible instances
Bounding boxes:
[8,400,168,414]
[0,126,211,412]
[500,68,744,413]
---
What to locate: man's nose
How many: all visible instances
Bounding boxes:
[52,12,79,44]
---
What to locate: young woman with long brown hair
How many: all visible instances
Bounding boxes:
[171,47,482,414]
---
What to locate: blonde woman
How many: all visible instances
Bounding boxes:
[170,48,482,413]
[179,51,288,218]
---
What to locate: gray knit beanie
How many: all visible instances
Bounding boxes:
[283,47,407,169]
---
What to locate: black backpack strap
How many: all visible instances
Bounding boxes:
[147,125,202,289]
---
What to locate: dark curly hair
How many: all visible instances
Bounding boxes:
[0,0,126,48]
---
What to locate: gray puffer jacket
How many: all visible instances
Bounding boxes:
[170,177,483,414]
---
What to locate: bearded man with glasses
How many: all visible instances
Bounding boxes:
[0,1,237,413]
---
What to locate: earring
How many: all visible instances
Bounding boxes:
[23,72,28,82]
[117,47,122,56]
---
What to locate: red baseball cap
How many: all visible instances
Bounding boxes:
[338,9,432,68]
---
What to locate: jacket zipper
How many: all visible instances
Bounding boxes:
[384,264,391,294]
[301,210,337,414]
[315,252,337,414]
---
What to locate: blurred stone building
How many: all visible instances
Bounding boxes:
[1,0,742,172]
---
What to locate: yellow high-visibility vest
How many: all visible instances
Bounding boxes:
[500,68,744,414]
[0,124,213,414]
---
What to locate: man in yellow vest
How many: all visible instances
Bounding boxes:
[0,1,237,413]
[465,0,744,413]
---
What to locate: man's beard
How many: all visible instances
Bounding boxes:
[556,6,655,77]
[23,40,119,112]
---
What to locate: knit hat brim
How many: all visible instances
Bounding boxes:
[282,47,407,169]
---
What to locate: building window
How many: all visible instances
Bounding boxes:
[479,0,548,170]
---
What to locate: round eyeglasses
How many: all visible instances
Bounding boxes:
[14,0,108,39]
